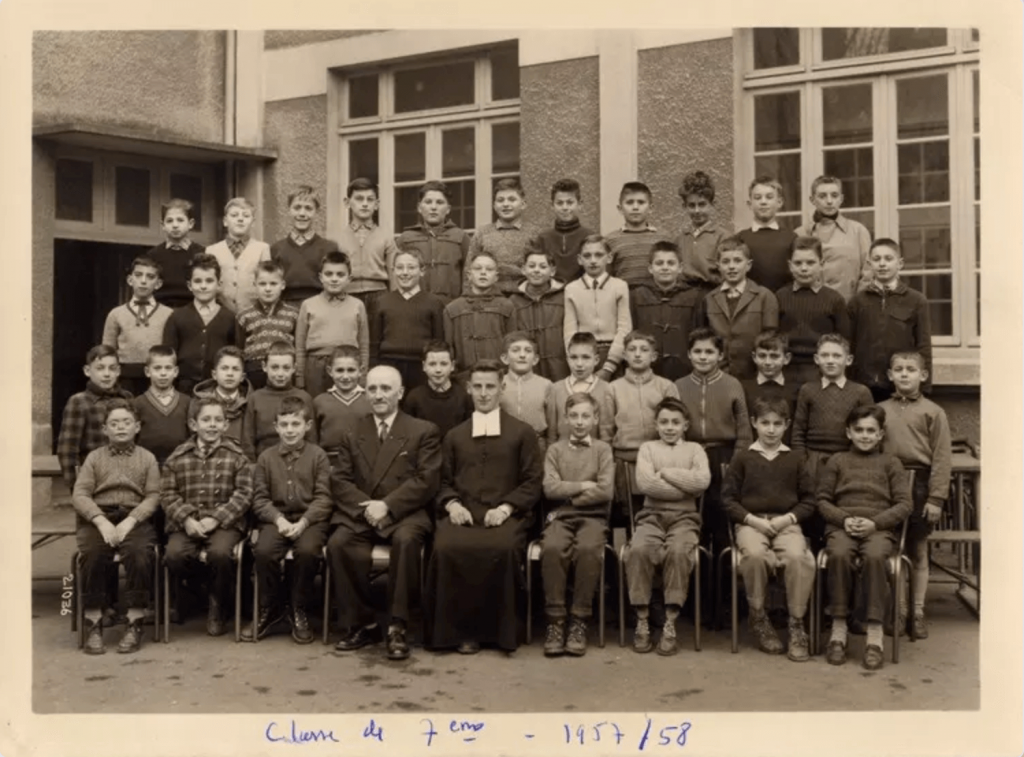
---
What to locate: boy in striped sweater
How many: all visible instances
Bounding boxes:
[236,261,300,389]
[818,404,912,670]
[606,181,670,289]
[540,393,615,657]
[625,397,711,656]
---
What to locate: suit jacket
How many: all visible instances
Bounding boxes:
[697,280,779,380]
[329,411,442,536]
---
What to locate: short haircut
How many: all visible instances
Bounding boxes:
[579,234,610,255]
[716,235,751,260]
[624,330,658,350]
[146,345,177,365]
[567,331,598,352]
[565,392,597,415]
[870,237,902,257]
[750,396,791,422]
[189,252,221,279]
[678,170,716,203]
[468,250,498,268]
[189,397,225,421]
[346,177,379,199]
[468,359,504,380]
[330,344,362,366]
[816,333,851,353]
[213,345,245,369]
[655,396,691,422]
[523,246,556,266]
[224,197,255,214]
[748,175,784,199]
[649,240,682,263]
[85,344,118,365]
[810,175,843,196]
[492,177,525,199]
[422,340,454,361]
[161,198,196,222]
[276,395,309,420]
[255,260,285,279]
[129,255,162,277]
[103,397,138,422]
[551,178,581,201]
[393,247,424,267]
[890,351,927,369]
[791,235,823,260]
[418,180,451,202]
[264,341,296,361]
[288,184,322,209]
[753,330,789,354]
[502,331,537,353]
[847,404,886,429]
[320,250,351,273]
[619,181,652,202]
[688,327,724,353]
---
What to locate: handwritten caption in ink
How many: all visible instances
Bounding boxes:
[263,715,692,750]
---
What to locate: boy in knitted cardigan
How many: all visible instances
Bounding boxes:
[625,398,711,656]
[817,404,912,671]
[443,251,513,383]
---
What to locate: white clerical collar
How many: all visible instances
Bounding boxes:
[750,439,790,461]
[757,373,785,386]
[821,375,848,389]
[471,408,502,438]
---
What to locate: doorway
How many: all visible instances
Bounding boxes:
[51,239,151,448]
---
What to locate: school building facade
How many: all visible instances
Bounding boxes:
[32,28,981,457]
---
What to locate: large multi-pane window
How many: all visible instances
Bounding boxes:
[739,28,980,353]
[337,46,520,233]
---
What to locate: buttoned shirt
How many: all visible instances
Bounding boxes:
[749,439,790,462]
[375,411,398,441]
[720,279,748,299]
[792,280,823,293]
[568,435,593,449]
[583,273,610,290]
[289,229,316,246]
[757,373,785,386]
[821,375,848,390]
[400,285,422,300]
[195,300,221,325]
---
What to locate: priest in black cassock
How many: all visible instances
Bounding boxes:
[424,359,543,654]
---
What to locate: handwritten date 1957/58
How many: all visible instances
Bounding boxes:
[59,574,74,616]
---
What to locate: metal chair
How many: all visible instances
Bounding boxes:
[810,470,916,662]
[615,459,709,650]
[162,538,246,643]
[71,544,162,648]
[248,529,330,644]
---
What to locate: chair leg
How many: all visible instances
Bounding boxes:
[598,548,607,649]
[74,552,84,649]
[730,550,739,654]
[525,551,533,646]
[70,551,79,635]
[163,564,170,643]
[618,548,627,647]
[235,553,243,643]
[251,562,259,644]
[322,552,331,645]
[152,545,161,643]
[692,548,703,652]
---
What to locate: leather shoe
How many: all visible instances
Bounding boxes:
[117,619,143,654]
[206,595,225,637]
[291,608,314,645]
[911,613,929,640]
[242,606,283,642]
[457,640,480,655]
[862,643,885,671]
[84,618,106,655]
[334,624,383,653]
[825,640,847,666]
[386,626,410,660]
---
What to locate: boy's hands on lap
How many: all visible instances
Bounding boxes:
[94,516,120,547]
[291,518,309,539]
[114,516,137,542]
[842,517,860,537]
[275,517,294,538]
[184,517,204,539]
[767,515,792,533]
[746,515,777,537]
[198,516,220,535]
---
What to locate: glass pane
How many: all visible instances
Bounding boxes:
[824,147,874,207]
[897,75,948,139]
[754,153,801,207]
[492,122,520,174]
[54,158,93,222]
[903,273,953,336]
[822,28,947,60]
[115,166,151,227]
[395,185,420,232]
[394,60,475,113]
[842,209,875,237]
[348,74,379,119]
[442,128,475,178]
[491,47,520,101]
[394,133,426,183]
[169,173,203,232]
[349,138,379,184]
[446,179,476,230]
[898,205,951,269]
[898,142,949,204]
[974,138,980,202]
[972,70,979,133]
[971,28,979,44]
[752,28,800,69]
[823,83,872,145]
[754,91,800,151]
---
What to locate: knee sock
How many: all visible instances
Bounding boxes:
[749,600,765,617]
[84,609,102,623]
[912,544,930,616]
[830,616,848,645]
[634,605,650,627]
[665,604,680,626]
[126,608,145,622]
[866,621,883,649]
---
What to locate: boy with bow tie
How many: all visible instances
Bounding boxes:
[102,257,173,396]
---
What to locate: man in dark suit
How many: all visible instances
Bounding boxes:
[327,365,442,660]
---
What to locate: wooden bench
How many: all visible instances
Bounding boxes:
[32,454,76,559]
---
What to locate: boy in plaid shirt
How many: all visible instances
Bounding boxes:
[161,397,253,637]
[57,344,134,488]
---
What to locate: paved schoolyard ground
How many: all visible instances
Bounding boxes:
[31,529,979,714]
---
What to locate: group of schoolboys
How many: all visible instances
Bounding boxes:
[63,169,948,674]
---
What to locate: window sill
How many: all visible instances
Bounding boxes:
[932,347,980,386]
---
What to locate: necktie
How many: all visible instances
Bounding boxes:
[378,421,388,444]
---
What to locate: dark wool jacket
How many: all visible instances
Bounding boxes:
[848,281,932,393]
[509,280,569,381]
[396,221,470,304]
[630,277,710,381]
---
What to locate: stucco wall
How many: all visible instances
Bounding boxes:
[33,31,226,144]
[637,38,735,237]
[263,96,330,243]
[519,57,601,231]
[264,30,383,50]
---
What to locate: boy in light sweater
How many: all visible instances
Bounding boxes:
[548,332,615,444]
[499,332,557,457]
[206,197,272,313]
[338,178,399,321]
[626,397,711,656]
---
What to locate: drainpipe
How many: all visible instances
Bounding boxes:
[225,30,238,196]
